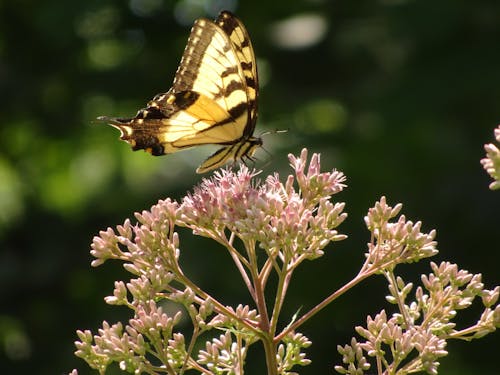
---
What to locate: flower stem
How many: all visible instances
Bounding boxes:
[275,268,376,341]
[262,335,278,375]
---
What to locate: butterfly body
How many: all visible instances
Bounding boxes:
[100,11,261,173]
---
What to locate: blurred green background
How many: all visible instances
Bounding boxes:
[1,0,499,374]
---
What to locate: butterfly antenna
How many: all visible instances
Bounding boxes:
[259,128,289,137]
[91,116,115,126]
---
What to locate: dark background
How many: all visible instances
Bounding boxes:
[1,0,499,374]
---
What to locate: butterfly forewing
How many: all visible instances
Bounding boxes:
[216,11,259,133]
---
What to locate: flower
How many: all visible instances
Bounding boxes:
[480,125,500,190]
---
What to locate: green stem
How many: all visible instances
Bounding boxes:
[262,335,278,375]
[180,325,200,375]
[269,263,292,335]
[275,267,377,341]
[249,254,270,331]
[385,270,411,327]
[227,232,256,300]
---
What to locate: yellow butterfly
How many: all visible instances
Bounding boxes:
[99,11,262,173]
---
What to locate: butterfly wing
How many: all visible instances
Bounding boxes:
[100,11,260,172]
[195,11,261,173]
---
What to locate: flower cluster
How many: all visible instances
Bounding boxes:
[71,148,499,375]
[74,149,348,374]
[362,197,438,272]
[335,261,500,375]
[178,149,347,263]
[481,124,500,190]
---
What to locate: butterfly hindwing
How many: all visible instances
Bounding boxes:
[196,136,261,173]
[100,11,262,173]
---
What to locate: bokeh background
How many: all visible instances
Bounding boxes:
[1,0,499,374]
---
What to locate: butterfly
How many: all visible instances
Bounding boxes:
[98,11,262,173]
